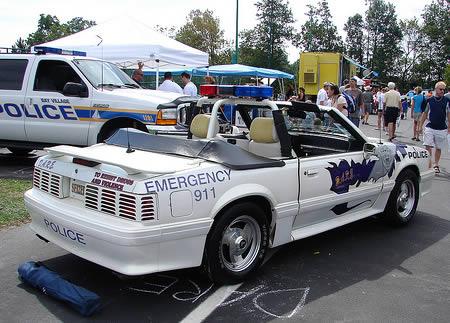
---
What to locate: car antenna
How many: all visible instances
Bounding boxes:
[126,127,135,153]
[96,35,103,91]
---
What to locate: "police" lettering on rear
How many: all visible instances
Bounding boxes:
[44,218,86,245]
[145,169,232,193]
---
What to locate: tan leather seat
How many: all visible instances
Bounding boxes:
[190,114,219,139]
[248,117,281,158]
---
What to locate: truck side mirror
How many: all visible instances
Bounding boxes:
[63,82,88,97]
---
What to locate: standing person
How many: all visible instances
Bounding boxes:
[375,87,386,131]
[345,77,363,127]
[158,72,183,93]
[298,87,306,102]
[362,86,373,125]
[316,82,329,106]
[181,72,198,96]
[383,82,402,141]
[327,84,348,116]
[204,75,215,84]
[285,84,294,101]
[410,86,425,141]
[419,81,450,173]
[132,62,144,85]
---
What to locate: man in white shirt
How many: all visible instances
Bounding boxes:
[181,72,198,96]
[316,82,330,106]
[158,72,183,94]
[383,82,402,141]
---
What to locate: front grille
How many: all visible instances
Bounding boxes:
[84,184,157,221]
[33,168,64,198]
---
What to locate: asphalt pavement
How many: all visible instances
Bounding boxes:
[0,114,449,322]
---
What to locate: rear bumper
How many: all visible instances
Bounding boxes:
[24,189,212,275]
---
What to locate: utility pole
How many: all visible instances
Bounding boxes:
[232,0,239,64]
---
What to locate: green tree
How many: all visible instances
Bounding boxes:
[417,0,450,85]
[396,18,422,89]
[343,14,364,64]
[239,0,295,71]
[14,14,95,48]
[11,38,28,53]
[364,0,402,82]
[176,9,228,65]
[296,0,343,52]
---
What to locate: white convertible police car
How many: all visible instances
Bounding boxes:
[24,85,434,284]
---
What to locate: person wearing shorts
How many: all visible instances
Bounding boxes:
[411,86,425,141]
[383,82,401,141]
[419,81,450,173]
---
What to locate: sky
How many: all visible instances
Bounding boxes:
[0,0,425,63]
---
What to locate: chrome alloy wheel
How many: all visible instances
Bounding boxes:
[396,179,415,218]
[220,215,261,272]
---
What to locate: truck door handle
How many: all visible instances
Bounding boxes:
[305,169,319,176]
[28,98,33,105]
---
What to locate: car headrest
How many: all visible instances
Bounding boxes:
[249,117,279,143]
[190,114,218,138]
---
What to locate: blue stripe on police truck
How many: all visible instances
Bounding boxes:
[0,103,157,123]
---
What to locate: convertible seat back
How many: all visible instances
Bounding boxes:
[190,114,219,139]
[249,117,281,158]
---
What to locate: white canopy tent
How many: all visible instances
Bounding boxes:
[34,16,209,87]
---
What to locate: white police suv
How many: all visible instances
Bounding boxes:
[0,47,195,155]
[24,85,434,284]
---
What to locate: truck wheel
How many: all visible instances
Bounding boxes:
[7,148,33,155]
[204,202,269,284]
[97,120,148,143]
[382,169,419,226]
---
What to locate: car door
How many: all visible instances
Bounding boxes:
[0,57,31,141]
[292,112,384,229]
[24,57,92,146]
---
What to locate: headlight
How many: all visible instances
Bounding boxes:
[156,108,177,125]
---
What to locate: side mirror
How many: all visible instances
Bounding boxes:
[63,82,88,97]
[363,143,377,159]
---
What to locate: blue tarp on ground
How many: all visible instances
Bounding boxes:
[143,64,294,79]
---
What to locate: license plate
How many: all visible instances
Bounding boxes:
[71,183,85,196]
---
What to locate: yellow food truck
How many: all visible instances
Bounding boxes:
[298,52,362,98]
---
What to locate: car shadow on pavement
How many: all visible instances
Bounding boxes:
[0,151,40,179]
[13,212,449,322]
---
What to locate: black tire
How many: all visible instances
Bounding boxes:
[382,169,419,226]
[204,202,269,285]
[7,147,33,155]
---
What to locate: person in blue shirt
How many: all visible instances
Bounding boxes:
[411,86,426,141]
[419,81,450,173]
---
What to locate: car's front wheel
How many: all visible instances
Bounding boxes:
[383,169,419,225]
[204,202,269,284]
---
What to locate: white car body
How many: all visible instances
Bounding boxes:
[0,51,193,153]
[24,97,434,283]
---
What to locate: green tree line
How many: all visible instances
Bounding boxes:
[14,0,449,91]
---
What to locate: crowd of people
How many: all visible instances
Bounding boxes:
[132,62,449,174]
[296,79,449,174]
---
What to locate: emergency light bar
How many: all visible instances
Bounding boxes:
[199,85,273,99]
[34,46,87,57]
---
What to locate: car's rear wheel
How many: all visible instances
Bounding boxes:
[7,148,33,155]
[382,169,419,225]
[204,202,269,284]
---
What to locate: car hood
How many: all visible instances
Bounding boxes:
[94,88,188,106]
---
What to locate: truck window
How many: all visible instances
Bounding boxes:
[0,59,28,90]
[34,60,84,93]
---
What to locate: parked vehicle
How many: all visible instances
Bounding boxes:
[24,85,434,284]
[0,47,195,155]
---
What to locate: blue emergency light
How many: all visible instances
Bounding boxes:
[34,46,87,57]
